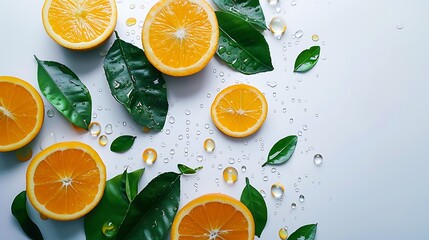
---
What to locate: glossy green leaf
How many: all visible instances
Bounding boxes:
[294,46,321,73]
[103,32,168,130]
[120,169,132,203]
[84,168,144,240]
[240,178,267,237]
[177,164,203,175]
[288,224,318,240]
[115,172,181,240]
[262,135,298,166]
[110,135,136,153]
[216,11,273,75]
[11,191,44,240]
[35,56,92,129]
[213,0,266,30]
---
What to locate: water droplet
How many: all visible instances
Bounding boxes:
[267,0,278,5]
[126,17,137,26]
[275,7,281,13]
[289,118,293,123]
[260,190,266,198]
[102,221,117,238]
[178,135,183,140]
[299,195,305,203]
[241,166,247,172]
[313,154,323,166]
[297,131,302,136]
[105,124,113,134]
[295,188,299,192]
[89,122,101,136]
[269,17,287,39]
[143,148,157,165]
[271,167,277,173]
[142,126,151,133]
[170,149,175,155]
[294,30,303,38]
[39,132,57,150]
[47,109,55,118]
[279,227,288,240]
[185,109,191,115]
[207,93,211,98]
[196,155,203,162]
[263,176,268,181]
[219,71,224,77]
[129,3,135,9]
[99,135,108,146]
[291,203,296,209]
[16,146,33,162]
[312,34,319,42]
[223,167,238,184]
[267,81,277,88]
[282,108,287,113]
[228,157,235,164]
[396,24,403,30]
[164,158,169,163]
[291,0,297,6]
[204,138,215,152]
[165,129,171,135]
[271,182,285,199]
[303,125,308,131]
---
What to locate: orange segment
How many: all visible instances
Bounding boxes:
[42,0,117,50]
[26,142,106,221]
[142,0,219,76]
[171,193,255,240]
[0,76,44,152]
[211,84,268,138]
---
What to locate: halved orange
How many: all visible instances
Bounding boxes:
[42,0,117,50]
[171,193,255,240]
[211,84,268,138]
[26,142,106,221]
[0,76,44,152]
[142,0,219,76]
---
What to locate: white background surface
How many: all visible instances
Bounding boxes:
[1,0,429,239]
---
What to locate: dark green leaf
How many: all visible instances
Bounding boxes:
[262,135,298,166]
[213,0,266,30]
[288,224,318,240]
[11,191,44,240]
[84,168,144,240]
[120,169,132,203]
[216,11,273,75]
[177,164,203,175]
[110,135,136,153]
[35,56,92,129]
[294,46,321,73]
[116,172,181,240]
[103,32,168,130]
[240,178,267,237]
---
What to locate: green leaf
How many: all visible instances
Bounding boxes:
[110,135,136,153]
[288,224,318,240]
[103,32,168,130]
[262,135,298,166]
[177,164,203,175]
[11,191,44,240]
[35,56,92,129]
[120,169,132,203]
[115,172,181,240]
[213,0,266,30]
[215,11,273,75]
[240,178,267,237]
[84,168,144,240]
[294,46,321,73]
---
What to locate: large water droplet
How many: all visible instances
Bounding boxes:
[313,154,323,166]
[204,138,215,152]
[223,167,238,184]
[269,17,287,39]
[143,148,157,165]
[16,146,33,162]
[279,227,288,240]
[271,182,285,199]
[98,135,108,146]
[105,124,113,134]
[47,109,55,118]
[299,195,305,203]
[89,122,101,136]
[102,221,117,238]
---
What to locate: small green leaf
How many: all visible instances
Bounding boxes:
[262,135,298,166]
[294,46,321,73]
[115,172,181,240]
[240,178,267,237]
[84,168,144,240]
[11,191,44,240]
[110,135,136,153]
[213,0,266,30]
[288,224,318,240]
[35,56,92,129]
[103,32,168,130]
[216,11,273,75]
[178,164,203,175]
[120,169,132,203]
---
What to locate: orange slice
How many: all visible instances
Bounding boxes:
[26,142,106,221]
[0,76,44,152]
[171,193,255,240]
[42,0,117,50]
[142,0,219,76]
[211,84,268,138]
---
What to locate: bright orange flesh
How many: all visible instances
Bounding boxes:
[171,193,255,240]
[26,142,106,221]
[142,0,219,76]
[0,76,44,152]
[42,0,117,50]
[211,84,268,138]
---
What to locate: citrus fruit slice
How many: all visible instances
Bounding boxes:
[0,76,44,152]
[171,193,255,239]
[211,84,268,138]
[42,0,117,50]
[142,0,219,76]
[26,142,106,221]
